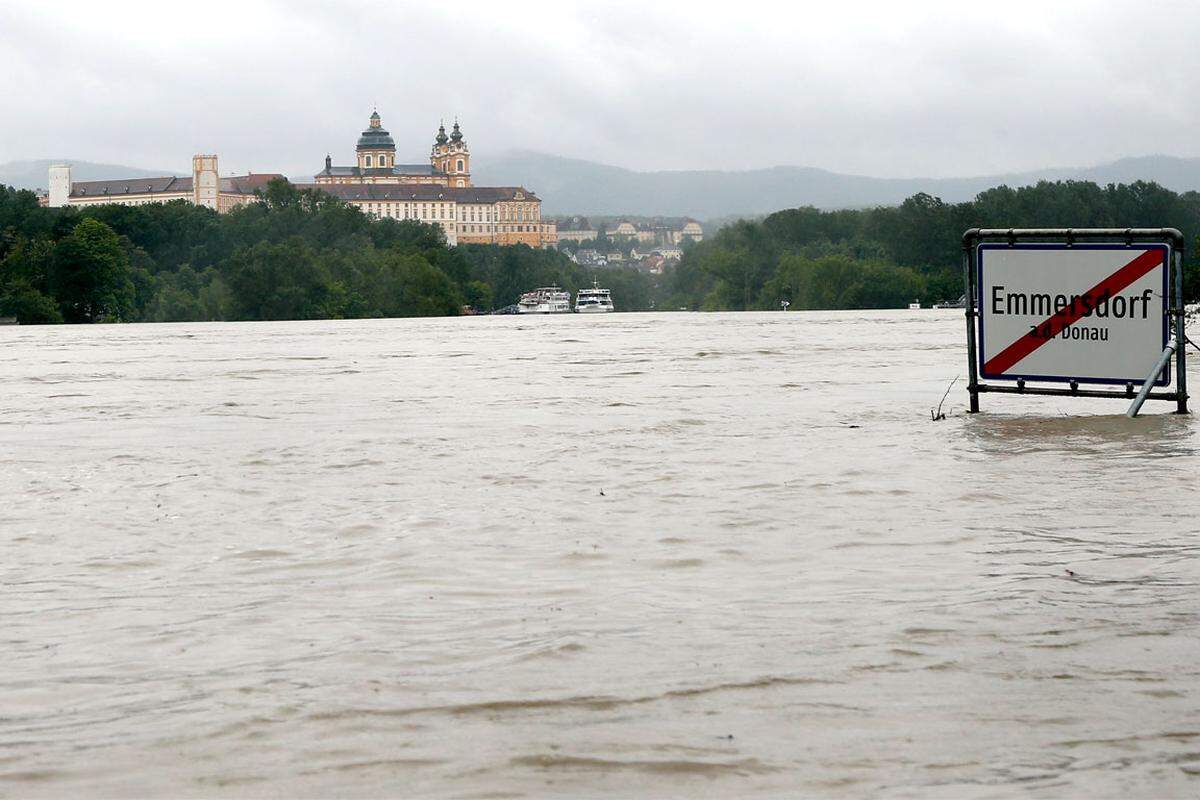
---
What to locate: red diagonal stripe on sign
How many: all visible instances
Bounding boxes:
[983,248,1164,376]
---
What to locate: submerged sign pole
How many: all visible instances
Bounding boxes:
[1127,340,1178,417]
[960,228,1188,414]
[1174,248,1189,413]
[962,245,981,413]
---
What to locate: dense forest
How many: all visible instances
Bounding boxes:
[0,180,656,324]
[668,180,1200,310]
[2,177,1198,324]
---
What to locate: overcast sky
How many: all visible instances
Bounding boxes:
[2,0,1196,178]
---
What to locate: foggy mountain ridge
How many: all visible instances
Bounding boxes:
[6,153,1200,218]
[0,159,183,192]
[475,152,1200,217]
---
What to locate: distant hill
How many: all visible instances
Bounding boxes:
[474,152,1200,217]
[9,153,1200,219]
[0,159,180,193]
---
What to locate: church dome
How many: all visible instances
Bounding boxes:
[450,120,463,143]
[435,123,448,146]
[356,111,396,151]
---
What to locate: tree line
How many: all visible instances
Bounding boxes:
[0,179,658,324]
[3,177,1198,324]
[667,180,1200,310]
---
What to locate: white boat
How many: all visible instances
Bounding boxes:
[575,281,614,313]
[908,300,921,310]
[517,286,572,314]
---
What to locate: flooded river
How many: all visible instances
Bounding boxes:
[2,311,1198,797]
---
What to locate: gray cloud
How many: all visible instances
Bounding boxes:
[2,0,1197,178]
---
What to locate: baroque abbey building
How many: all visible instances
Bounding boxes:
[313,111,470,187]
[45,110,555,249]
[295,111,553,247]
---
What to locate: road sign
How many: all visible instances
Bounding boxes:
[976,243,1169,385]
[960,229,1188,414]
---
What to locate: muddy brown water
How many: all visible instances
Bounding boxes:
[2,311,1198,797]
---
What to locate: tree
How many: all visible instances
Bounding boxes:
[222,239,331,320]
[0,282,63,323]
[462,280,493,311]
[49,218,135,322]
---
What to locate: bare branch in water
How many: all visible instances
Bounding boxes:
[931,376,959,421]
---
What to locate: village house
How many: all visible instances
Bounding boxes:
[554,217,703,248]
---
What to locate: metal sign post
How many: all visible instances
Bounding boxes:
[961,228,1188,414]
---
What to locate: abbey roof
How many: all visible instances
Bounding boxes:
[318,164,440,178]
[69,174,283,198]
[291,184,539,203]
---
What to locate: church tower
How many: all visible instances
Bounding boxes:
[192,155,218,209]
[430,120,471,187]
[356,110,397,172]
[446,120,471,188]
[430,121,449,174]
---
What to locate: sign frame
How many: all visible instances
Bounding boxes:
[961,228,1188,414]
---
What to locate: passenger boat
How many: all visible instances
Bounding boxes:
[908,300,921,310]
[517,287,572,314]
[574,281,614,313]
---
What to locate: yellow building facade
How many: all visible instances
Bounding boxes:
[305,111,553,248]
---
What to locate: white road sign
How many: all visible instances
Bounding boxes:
[977,244,1169,385]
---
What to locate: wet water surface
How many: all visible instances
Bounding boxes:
[2,311,1198,797]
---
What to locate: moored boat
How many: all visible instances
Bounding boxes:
[932,295,967,309]
[517,287,572,314]
[574,280,614,313]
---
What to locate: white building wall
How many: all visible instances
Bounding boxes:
[48,164,72,207]
[70,193,190,208]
